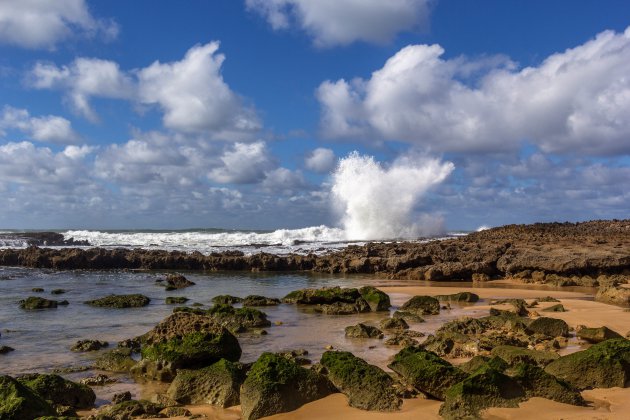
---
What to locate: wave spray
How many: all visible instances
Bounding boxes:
[332,152,454,240]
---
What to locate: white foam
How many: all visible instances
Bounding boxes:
[331,152,455,240]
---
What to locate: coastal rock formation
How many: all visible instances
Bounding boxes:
[212,295,243,305]
[240,352,334,420]
[163,273,195,290]
[17,373,96,410]
[577,326,623,343]
[242,295,281,306]
[400,295,440,316]
[93,348,136,372]
[19,296,67,309]
[84,294,150,308]
[172,304,271,333]
[283,286,386,315]
[0,375,56,419]
[344,323,384,339]
[71,339,108,352]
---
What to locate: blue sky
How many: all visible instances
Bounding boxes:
[0,0,629,234]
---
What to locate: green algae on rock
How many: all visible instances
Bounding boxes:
[358,286,391,311]
[400,295,440,316]
[84,294,150,308]
[0,375,56,419]
[17,373,95,409]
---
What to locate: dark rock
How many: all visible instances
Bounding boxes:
[537,296,560,302]
[0,375,56,419]
[491,345,559,367]
[80,374,116,386]
[31,287,44,292]
[242,295,281,307]
[344,323,384,339]
[160,406,192,417]
[71,339,108,352]
[526,317,569,337]
[17,373,95,409]
[400,296,440,316]
[117,337,142,351]
[544,338,630,389]
[203,304,271,332]
[211,295,243,305]
[320,351,401,412]
[165,296,189,305]
[84,294,150,308]
[542,304,566,312]
[379,317,409,331]
[511,363,585,406]
[434,292,479,303]
[167,359,246,407]
[164,273,195,290]
[92,400,161,419]
[577,326,624,343]
[277,349,311,365]
[282,286,360,304]
[392,310,424,323]
[315,299,371,315]
[458,356,508,374]
[240,352,334,420]
[93,348,136,372]
[112,391,132,404]
[388,347,467,400]
[439,365,525,419]
[0,345,15,354]
[358,286,391,311]
[51,289,66,295]
[19,296,61,309]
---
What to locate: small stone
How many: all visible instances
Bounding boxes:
[325,345,334,350]
[0,345,15,354]
[112,391,132,404]
[51,289,66,295]
[31,287,44,292]
[274,321,283,326]
[80,374,116,386]
[71,339,109,352]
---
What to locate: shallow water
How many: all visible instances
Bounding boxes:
[0,267,591,407]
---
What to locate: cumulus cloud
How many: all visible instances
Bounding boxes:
[262,167,307,194]
[29,42,260,137]
[246,0,432,47]
[0,106,79,144]
[318,27,630,156]
[0,0,118,49]
[208,141,275,184]
[305,147,336,173]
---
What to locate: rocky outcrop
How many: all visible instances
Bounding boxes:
[84,294,150,308]
[240,352,334,420]
[0,375,56,419]
[577,326,624,343]
[400,295,440,316]
[242,295,281,306]
[320,351,401,412]
[358,286,391,311]
[344,323,384,339]
[17,373,96,409]
[434,292,480,303]
[212,295,243,305]
[162,273,195,290]
[490,345,559,367]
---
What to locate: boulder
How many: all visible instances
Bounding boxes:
[320,351,401,412]
[526,317,569,337]
[315,299,371,315]
[434,292,480,303]
[240,352,334,420]
[92,399,161,419]
[358,286,391,311]
[392,310,424,323]
[167,359,246,407]
[282,286,360,304]
[93,348,136,372]
[544,338,630,389]
[491,345,559,367]
[161,406,192,417]
[511,363,585,406]
[242,295,281,306]
[379,317,409,331]
[111,391,132,404]
[211,295,243,305]
[165,296,189,304]
[577,326,623,343]
[542,304,566,312]
[164,273,195,290]
[388,347,467,400]
[439,365,525,419]
[400,296,440,316]
[19,296,65,309]
[596,285,630,306]
[71,339,108,352]
[0,345,15,354]
[344,323,384,339]
[84,294,150,308]
[458,356,508,374]
[204,304,271,332]
[0,375,56,419]
[17,373,95,409]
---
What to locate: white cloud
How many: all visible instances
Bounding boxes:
[29,43,260,137]
[246,0,432,47]
[0,0,118,49]
[305,147,336,173]
[209,141,275,184]
[137,42,261,137]
[0,106,79,144]
[262,167,307,194]
[318,27,630,156]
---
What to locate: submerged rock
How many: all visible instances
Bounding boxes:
[167,359,246,407]
[0,375,56,419]
[163,273,195,290]
[17,373,95,409]
[211,295,243,305]
[19,296,66,309]
[93,348,136,372]
[242,295,281,306]
[388,347,467,400]
[544,338,630,389]
[165,296,189,305]
[400,296,440,316]
[321,351,401,412]
[240,352,334,420]
[71,339,108,352]
[577,326,623,343]
[84,294,150,308]
[379,317,409,331]
[283,286,360,304]
[0,345,15,354]
[344,323,384,339]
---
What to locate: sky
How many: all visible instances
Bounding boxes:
[0,0,629,232]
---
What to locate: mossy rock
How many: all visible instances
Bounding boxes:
[379,317,409,331]
[315,299,370,315]
[84,294,150,308]
[242,295,281,307]
[163,273,195,290]
[344,323,384,339]
[206,304,271,332]
[526,317,569,337]
[240,352,334,420]
[358,286,391,311]
[92,399,161,419]
[282,286,360,304]
[93,348,136,372]
[388,347,467,400]
[19,296,64,309]
[542,304,566,312]
[392,310,424,323]
[544,338,630,389]
[458,356,508,374]
[71,339,108,352]
[165,296,189,305]
[439,365,525,419]
[511,363,585,406]
[211,295,243,305]
[434,292,479,303]
[0,375,56,419]
[491,345,560,367]
[400,296,440,316]
[17,373,95,409]
[577,326,623,343]
[167,359,246,407]
[321,351,401,412]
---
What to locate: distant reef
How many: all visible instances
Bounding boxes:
[0,220,628,286]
